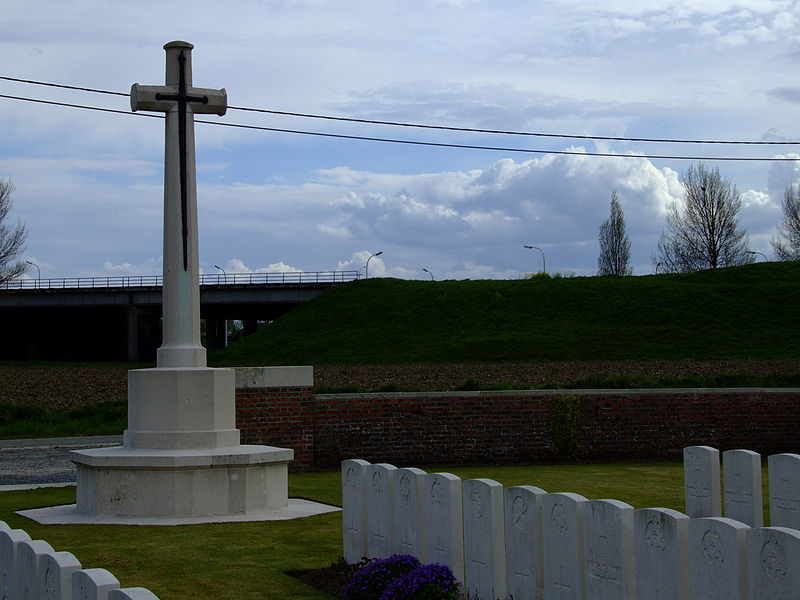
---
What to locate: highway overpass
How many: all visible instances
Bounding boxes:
[0,271,358,362]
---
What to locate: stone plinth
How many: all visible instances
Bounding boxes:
[72,444,292,517]
[124,367,240,450]
[72,366,295,519]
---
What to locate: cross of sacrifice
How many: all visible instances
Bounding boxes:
[130,41,227,368]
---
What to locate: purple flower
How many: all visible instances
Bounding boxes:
[379,562,462,600]
[344,555,421,600]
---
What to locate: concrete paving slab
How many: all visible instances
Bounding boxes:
[17,498,340,525]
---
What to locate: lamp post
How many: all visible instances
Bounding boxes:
[366,251,382,279]
[422,268,434,281]
[747,251,767,262]
[523,245,546,275]
[213,264,226,284]
[26,260,40,288]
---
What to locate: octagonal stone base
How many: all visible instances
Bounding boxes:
[72,444,293,517]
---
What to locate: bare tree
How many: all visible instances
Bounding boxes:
[771,183,800,261]
[597,190,632,276]
[653,163,751,272]
[0,178,28,285]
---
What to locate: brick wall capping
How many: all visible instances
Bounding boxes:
[315,387,800,401]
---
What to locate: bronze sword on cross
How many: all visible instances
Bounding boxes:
[130,41,226,368]
[130,41,227,270]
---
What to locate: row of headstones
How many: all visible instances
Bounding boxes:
[684,446,800,529]
[342,457,800,600]
[1,521,158,600]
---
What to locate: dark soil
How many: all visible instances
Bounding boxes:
[287,557,363,599]
[2,359,800,409]
[314,359,800,392]
[0,365,128,409]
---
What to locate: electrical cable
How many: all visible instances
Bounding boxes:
[226,105,800,146]
[3,75,799,147]
[1,89,799,162]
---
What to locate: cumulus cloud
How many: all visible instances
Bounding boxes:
[196,151,688,278]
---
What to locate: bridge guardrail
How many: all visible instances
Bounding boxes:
[0,270,362,290]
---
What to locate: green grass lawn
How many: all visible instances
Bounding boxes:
[1,460,768,600]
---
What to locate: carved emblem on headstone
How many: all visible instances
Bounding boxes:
[346,467,357,490]
[760,538,787,583]
[43,565,57,600]
[701,529,724,568]
[372,471,384,496]
[471,488,484,519]
[399,474,411,504]
[431,479,444,506]
[512,495,528,529]
[551,500,568,533]
[645,517,666,554]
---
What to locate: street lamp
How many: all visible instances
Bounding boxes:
[214,264,226,283]
[422,268,434,281]
[26,260,40,288]
[747,251,767,262]
[523,245,546,275]
[366,251,383,279]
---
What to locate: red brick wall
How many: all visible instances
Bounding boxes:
[235,388,800,471]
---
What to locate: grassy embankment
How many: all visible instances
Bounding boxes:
[3,261,799,437]
[212,261,800,385]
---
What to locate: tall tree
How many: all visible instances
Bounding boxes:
[0,178,28,285]
[597,190,632,276]
[653,163,750,272]
[771,183,800,261]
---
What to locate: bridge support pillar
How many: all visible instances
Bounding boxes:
[205,318,228,353]
[243,319,258,336]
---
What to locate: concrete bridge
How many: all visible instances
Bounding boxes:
[0,271,359,362]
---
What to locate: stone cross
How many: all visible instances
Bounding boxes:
[130,41,227,368]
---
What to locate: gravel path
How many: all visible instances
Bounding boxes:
[0,436,121,486]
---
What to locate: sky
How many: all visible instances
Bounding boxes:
[2,0,800,281]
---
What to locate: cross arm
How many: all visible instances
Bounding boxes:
[130,84,228,116]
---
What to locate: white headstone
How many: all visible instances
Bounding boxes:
[723,449,763,527]
[633,507,690,600]
[504,485,546,600]
[72,569,120,600]
[39,551,82,600]
[1,527,32,600]
[108,589,160,600]
[768,453,800,530]
[542,492,587,600]
[393,467,427,561]
[684,446,722,517]
[342,459,370,564]
[366,463,396,559]
[17,539,54,600]
[463,479,506,600]
[0,521,8,531]
[424,472,464,583]
[688,517,748,600]
[584,499,634,600]
[747,526,800,600]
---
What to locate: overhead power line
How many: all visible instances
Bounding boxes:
[226,105,800,146]
[1,80,800,163]
[4,75,800,147]
[0,76,129,98]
